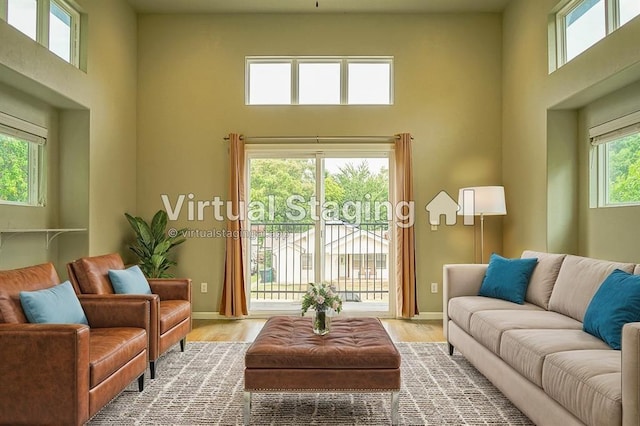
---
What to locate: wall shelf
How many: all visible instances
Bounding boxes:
[0,228,87,249]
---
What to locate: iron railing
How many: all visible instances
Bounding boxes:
[249,222,389,303]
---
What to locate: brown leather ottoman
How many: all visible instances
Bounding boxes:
[244,316,401,425]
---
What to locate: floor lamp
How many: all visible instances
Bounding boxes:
[457,186,507,263]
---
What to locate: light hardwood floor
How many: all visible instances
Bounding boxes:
[188,318,445,343]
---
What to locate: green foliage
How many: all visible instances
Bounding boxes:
[249,158,389,225]
[0,135,29,203]
[125,210,186,278]
[607,133,640,204]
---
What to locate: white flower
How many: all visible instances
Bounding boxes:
[332,300,339,309]
[315,295,325,305]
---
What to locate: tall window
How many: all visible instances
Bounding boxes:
[0,114,46,206]
[246,56,393,105]
[246,146,393,315]
[2,0,80,66]
[590,111,640,207]
[554,0,640,68]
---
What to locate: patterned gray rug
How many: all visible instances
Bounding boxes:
[89,342,532,425]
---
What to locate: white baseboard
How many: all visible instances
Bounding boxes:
[192,312,227,320]
[412,312,443,320]
[192,311,444,320]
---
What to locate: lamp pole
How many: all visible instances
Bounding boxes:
[480,212,485,263]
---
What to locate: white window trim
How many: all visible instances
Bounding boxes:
[0,111,47,207]
[0,0,80,67]
[245,56,394,106]
[244,143,396,316]
[552,0,638,70]
[589,110,640,208]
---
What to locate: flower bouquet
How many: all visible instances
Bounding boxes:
[301,283,343,335]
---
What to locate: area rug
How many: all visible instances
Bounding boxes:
[89,342,533,425]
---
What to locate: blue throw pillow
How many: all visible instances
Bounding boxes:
[108,265,152,294]
[478,253,538,304]
[20,281,88,325]
[583,269,640,350]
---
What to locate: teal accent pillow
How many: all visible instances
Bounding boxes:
[583,269,640,350]
[108,265,152,295]
[20,281,88,325]
[479,253,538,304]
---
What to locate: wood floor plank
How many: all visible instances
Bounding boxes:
[188,318,445,343]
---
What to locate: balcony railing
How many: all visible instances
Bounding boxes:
[249,222,390,305]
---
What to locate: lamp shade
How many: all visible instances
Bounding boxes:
[457,186,506,216]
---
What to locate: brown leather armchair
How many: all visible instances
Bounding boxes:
[0,263,149,425]
[67,253,192,379]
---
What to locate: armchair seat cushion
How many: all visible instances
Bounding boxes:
[89,327,147,387]
[159,300,191,334]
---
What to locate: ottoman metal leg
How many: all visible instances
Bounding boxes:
[391,391,399,425]
[243,391,252,425]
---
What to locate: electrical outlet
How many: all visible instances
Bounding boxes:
[431,224,438,231]
[201,282,208,293]
[431,282,438,293]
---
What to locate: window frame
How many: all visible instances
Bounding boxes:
[245,56,394,106]
[0,112,47,207]
[553,0,638,69]
[589,110,640,208]
[0,0,80,67]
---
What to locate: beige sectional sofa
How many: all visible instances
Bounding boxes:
[443,251,640,426]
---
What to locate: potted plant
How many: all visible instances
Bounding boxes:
[125,210,186,278]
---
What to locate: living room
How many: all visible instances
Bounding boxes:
[1,0,640,424]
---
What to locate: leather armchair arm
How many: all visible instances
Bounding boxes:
[148,278,192,302]
[0,323,90,425]
[79,297,150,330]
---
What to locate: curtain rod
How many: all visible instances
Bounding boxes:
[222,135,411,143]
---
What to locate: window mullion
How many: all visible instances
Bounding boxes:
[607,0,619,32]
[38,0,50,48]
[341,59,347,105]
[291,59,298,105]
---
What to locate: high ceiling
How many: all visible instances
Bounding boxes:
[126,0,511,14]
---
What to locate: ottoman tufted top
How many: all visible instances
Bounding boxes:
[245,316,401,369]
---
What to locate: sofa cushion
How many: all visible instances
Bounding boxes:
[89,327,147,388]
[521,251,566,309]
[469,310,582,355]
[500,329,611,387]
[478,253,538,304]
[448,296,543,335]
[108,266,152,295]
[548,255,635,322]
[19,281,88,325]
[583,269,640,350]
[542,350,621,426]
[635,264,640,275]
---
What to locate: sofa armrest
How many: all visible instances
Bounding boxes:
[442,264,487,337]
[147,278,192,302]
[79,297,150,330]
[622,322,640,426]
[0,323,90,425]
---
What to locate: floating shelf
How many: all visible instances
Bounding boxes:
[0,228,87,249]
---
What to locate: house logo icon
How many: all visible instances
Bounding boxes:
[425,190,459,225]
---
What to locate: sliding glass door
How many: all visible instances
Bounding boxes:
[246,146,394,315]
